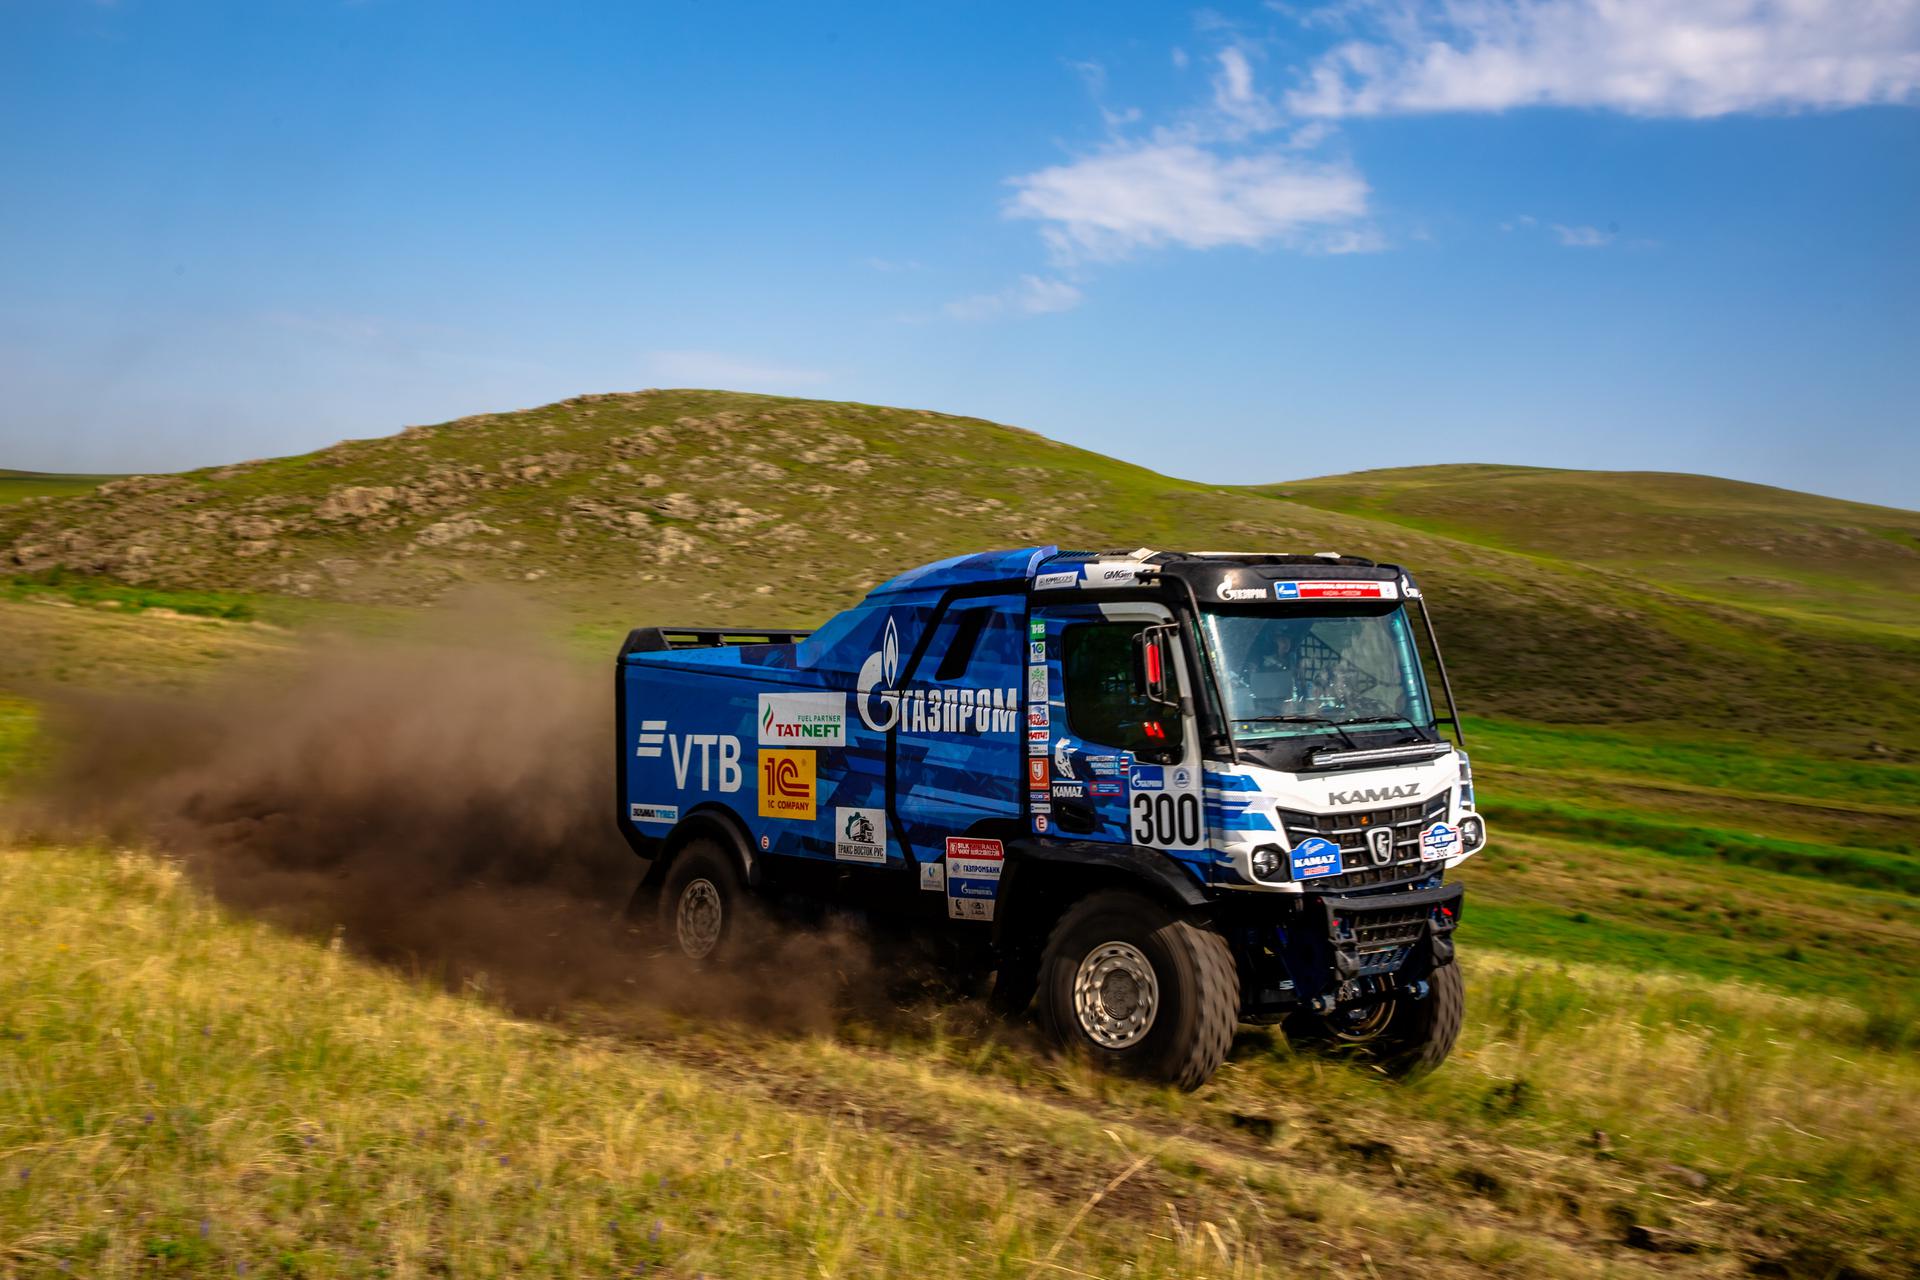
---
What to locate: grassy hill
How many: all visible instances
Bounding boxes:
[1269,463,1920,633]
[0,468,117,507]
[4,388,1916,754]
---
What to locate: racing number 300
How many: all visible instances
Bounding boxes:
[1131,791,1202,847]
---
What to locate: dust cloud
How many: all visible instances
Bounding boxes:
[19,610,883,1035]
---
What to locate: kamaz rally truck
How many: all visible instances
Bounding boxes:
[617,547,1487,1089]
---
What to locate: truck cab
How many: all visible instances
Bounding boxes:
[617,546,1486,1088]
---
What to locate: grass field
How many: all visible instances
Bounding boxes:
[1,602,1915,1278]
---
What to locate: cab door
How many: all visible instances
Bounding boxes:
[1028,602,1208,872]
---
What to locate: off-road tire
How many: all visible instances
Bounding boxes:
[1283,960,1465,1079]
[657,837,747,965]
[1036,890,1239,1091]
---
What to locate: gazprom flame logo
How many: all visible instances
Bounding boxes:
[857,616,904,731]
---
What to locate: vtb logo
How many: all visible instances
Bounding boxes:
[758,749,816,821]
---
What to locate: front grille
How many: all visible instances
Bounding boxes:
[1279,792,1448,891]
[1327,902,1433,976]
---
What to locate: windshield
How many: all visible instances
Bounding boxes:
[1201,606,1435,741]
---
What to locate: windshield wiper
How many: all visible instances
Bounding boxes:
[1231,715,1359,749]
[1338,715,1435,734]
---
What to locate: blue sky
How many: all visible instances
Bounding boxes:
[2,1,1916,508]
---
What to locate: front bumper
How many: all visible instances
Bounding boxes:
[1229,880,1465,1018]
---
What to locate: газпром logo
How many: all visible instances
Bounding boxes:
[855,614,1017,735]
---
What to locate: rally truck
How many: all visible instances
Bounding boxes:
[616,547,1487,1089]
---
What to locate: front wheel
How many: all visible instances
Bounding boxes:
[1283,960,1464,1079]
[657,837,747,964]
[1036,890,1239,1091]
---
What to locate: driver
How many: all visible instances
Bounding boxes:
[1245,624,1323,708]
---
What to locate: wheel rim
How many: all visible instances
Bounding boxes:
[675,878,724,960]
[1331,1000,1394,1042]
[1072,941,1160,1049]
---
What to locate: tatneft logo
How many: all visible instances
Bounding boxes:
[1328,782,1421,806]
[638,721,743,793]
[758,749,816,820]
[856,614,1018,735]
[758,691,847,746]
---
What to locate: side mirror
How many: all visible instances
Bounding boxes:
[1130,624,1181,710]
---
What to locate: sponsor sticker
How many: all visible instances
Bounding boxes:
[1130,764,1165,792]
[1083,560,1146,587]
[1215,584,1267,602]
[1033,814,1049,834]
[757,749,816,820]
[1289,835,1342,880]
[758,692,848,746]
[919,860,945,891]
[834,806,886,864]
[628,802,679,824]
[1051,781,1086,800]
[1028,640,1046,662]
[945,837,1004,921]
[1027,727,1050,745]
[1027,739,1048,756]
[1028,618,1046,640]
[1033,571,1080,591]
[1027,758,1050,788]
[633,719,667,758]
[1091,781,1123,797]
[1026,665,1049,700]
[1420,821,1460,860]
[1028,798,1052,815]
[1172,766,1193,789]
[1273,580,1398,601]
[1027,706,1049,728]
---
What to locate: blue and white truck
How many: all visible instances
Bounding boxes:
[617,546,1486,1088]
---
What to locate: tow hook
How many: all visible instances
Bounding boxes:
[1409,979,1431,1001]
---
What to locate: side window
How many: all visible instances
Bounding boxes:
[934,608,990,681]
[1062,622,1181,758]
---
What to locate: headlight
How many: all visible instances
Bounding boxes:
[1251,846,1282,881]
[1459,813,1487,853]
[1458,750,1475,809]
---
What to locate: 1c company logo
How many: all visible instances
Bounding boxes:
[758,749,816,820]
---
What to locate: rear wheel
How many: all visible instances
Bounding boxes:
[1283,961,1464,1079]
[1036,890,1238,1091]
[657,837,747,964]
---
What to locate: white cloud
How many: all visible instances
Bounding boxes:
[945,275,1086,321]
[644,350,829,390]
[1318,226,1390,253]
[1552,223,1616,247]
[1287,0,1920,119]
[1212,45,1282,134]
[1007,141,1370,262]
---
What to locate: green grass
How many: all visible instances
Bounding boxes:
[5,571,259,621]
[0,469,117,506]
[1465,715,1920,811]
